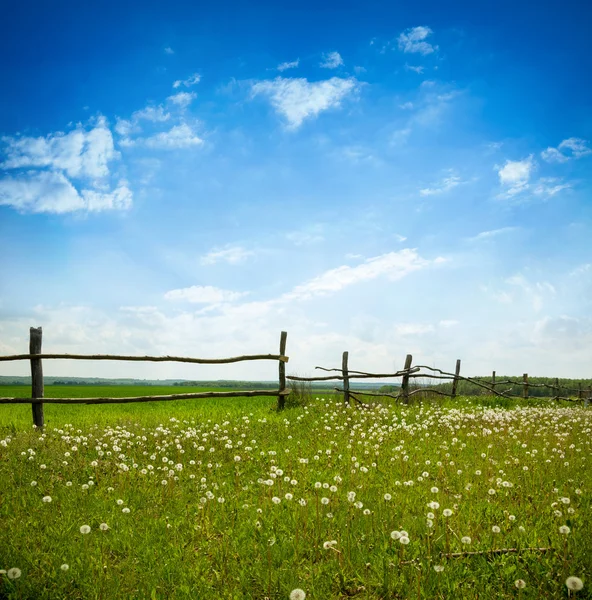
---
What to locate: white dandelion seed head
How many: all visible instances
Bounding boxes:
[514,579,526,589]
[461,536,471,544]
[565,577,584,591]
[99,523,109,531]
[122,507,131,513]
[7,568,21,579]
[290,589,306,600]
[384,493,392,501]
[431,487,439,493]
[390,530,402,540]
[399,535,410,545]
[60,564,69,571]
[443,509,453,517]
[42,496,52,503]
[492,525,501,533]
[559,525,571,535]
[80,525,91,534]
[434,565,444,573]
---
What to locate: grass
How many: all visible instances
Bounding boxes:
[0,386,590,599]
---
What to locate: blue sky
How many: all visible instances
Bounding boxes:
[1,0,591,380]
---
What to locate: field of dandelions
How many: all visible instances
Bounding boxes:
[0,388,591,599]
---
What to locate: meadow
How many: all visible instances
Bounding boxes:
[0,386,590,599]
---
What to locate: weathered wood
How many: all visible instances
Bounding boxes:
[451,359,461,398]
[578,382,583,400]
[287,374,345,382]
[401,354,413,405]
[342,351,350,405]
[0,352,289,364]
[30,327,44,428]
[523,373,529,399]
[555,377,560,398]
[0,389,291,405]
[491,371,496,394]
[277,331,287,410]
[314,366,421,378]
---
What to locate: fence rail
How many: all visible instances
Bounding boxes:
[287,352,592,406]
[0,327,290,427]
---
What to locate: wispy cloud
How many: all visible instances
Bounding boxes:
[469,227,519,241]
[497,155,535,196]
[132,105,171,123]
[541,137,591,163]
[164,47,174,55]
[164,285,248,304]
[251,76,359,129]
[419,172,464,196]
[320,51,344,69]
[283,249,445,301]
[277,59,299,72]
[142,124,203,149]
[405,64,424,74]
[286,225,325,246]
[200,245,255,265]
[167,91,197,108]
[172,73,201,89]
[398,26,438,55]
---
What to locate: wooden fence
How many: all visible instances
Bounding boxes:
[287,352,592,406]
[0,327,290,427]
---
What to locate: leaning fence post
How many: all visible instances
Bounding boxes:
[523,373,529,400]
[491,371,496,395]
[342,351,350,405]
[30,327,44,428]
[277,331,288,410]
[401,354,413,404]
[451,359,461,398]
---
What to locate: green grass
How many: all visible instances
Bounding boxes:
[0,388,591,599]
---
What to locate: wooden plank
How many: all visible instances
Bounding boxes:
[0,389,290,405]
[277,331,287,410]
[342,351,350,405]
[30,327,44,428]
[401,354,413,404]
[0,352,288,364]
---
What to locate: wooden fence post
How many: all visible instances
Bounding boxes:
[401,354,413,404]
[578,382,583,401]
[342,351,350,405]
[277,331,287,410]
[451,359,461,398]
[491,371,496,395]
[30,327,44,428]
[554,377,560,398]
[523,373,529,399]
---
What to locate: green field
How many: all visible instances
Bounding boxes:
[0,386,590,599]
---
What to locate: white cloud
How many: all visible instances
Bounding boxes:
[164,47,174,55]
[541,137,591,163]
[570,263,591,277]
[284,249,444,301]
[353,66,367,74]
[251,76,359,129]
[172,73,201,89]
[0,171,132,214]
[167,91,197,108]
[497,155,534,195]
[398,26,438,55]
[419,173,464,196]
[1,117,119,179]
[320,51,344,69]
[200,245,254,265]
[143,123,204,149]
[164,285,248,304]
[277,59,299,72]
[394,322,434,336]
[114,118,134,136]
[470,227,518,241]
[405,64,424,74]
[286,225,325,245]
[132,105,170,123]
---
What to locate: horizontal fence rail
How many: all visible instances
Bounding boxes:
[287,352,592,407]
[0,327,290,427]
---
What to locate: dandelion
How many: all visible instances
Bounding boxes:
[60,564,69,571]
[122,507,131,513]
[514,579,526,589]
[323,540,338,549]
[492,525,501,533]
[434,565,445,573]
[399,536,410,545]
[30,481,37,486]
[217,497,225,504]
[42,496,52,503]
[565,577,584,591]
[390,530,402,540]
[80,525,91,534]
[488,489,496,495]
[272,497,281,504]
[99,523,109,531]
[116,499,124,505]
[7,568,21,580]
[443,509,453,517]
[384,493,392,501]
[461,536,471,545]
[290,589,306,600]
[431,487,439,493]
[321,497,329,505]
[559,525,571,535]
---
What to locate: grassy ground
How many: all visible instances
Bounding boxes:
[0,387,590,599]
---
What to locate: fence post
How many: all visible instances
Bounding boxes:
[451,359,461,398]
[30,327,44,428]
[277,331,287,410]
[554,377,560,398]
[523,373,529,400]
[578,382,583,401]
[491,371,496,395]
[401,354,413,404]
[342,351,350,405]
